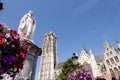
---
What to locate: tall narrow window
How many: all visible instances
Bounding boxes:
[106,60,110,65]
[107,48,109,50]
[106,53,109,56]
[118,66,120,70]
[109,69,113,73]
[110,58,115,64]
[114,56,119,62]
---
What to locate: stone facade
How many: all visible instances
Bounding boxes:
[100,41,120,80]
[39,32,58,80]
[78,41,120,80]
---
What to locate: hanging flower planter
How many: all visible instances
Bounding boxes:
[0,24,27,79]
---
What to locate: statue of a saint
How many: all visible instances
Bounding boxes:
[18,10,36,42]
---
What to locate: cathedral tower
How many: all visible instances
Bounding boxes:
[39,32,58,80]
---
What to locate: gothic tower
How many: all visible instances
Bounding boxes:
[39,32,58,80]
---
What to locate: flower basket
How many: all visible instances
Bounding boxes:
[0,24,27,79]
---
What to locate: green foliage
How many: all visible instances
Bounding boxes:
[57,58,82,80]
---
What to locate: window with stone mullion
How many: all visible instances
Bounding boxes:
[106,60,110,65]
[110,58,115,64]
[114,56,119,62]
[109,68,113,73]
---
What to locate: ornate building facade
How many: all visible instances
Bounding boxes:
[100,41,120,80]
[78,41,120,80]
[39,32,58,80]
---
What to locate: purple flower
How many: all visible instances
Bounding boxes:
[2,47,9,53]
[2,56,14,65]
[9,55,18,62]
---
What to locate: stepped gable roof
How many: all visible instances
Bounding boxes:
[55,62,64,70]
[95,54,104,63]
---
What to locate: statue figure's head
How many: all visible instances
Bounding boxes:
[28,10,33,17]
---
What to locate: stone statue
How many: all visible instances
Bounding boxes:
[18,10,36,42]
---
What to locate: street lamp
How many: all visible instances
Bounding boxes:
[71,53,78,65]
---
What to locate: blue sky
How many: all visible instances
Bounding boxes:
[1,0,120,80]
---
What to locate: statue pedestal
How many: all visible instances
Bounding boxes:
[14,40,42,80]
